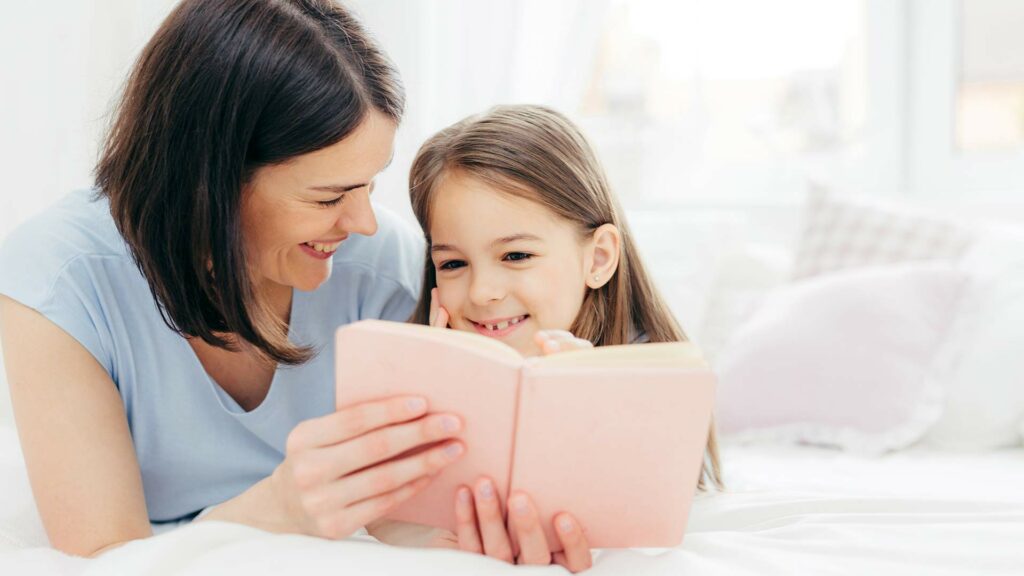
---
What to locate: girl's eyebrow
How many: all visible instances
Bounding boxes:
[431,233,542,253]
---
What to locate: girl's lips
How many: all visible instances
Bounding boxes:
[299,242,336,260]
[471,315,529,338]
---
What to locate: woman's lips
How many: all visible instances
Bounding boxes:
[299,242,337,260]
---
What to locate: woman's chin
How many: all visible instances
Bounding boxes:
[292,269,332,292]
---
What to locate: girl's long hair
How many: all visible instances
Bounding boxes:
[407,105,722,490]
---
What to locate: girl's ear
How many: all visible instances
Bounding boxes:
[585,223,621,289]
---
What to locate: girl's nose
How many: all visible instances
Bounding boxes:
[468,270,505,305]
[336,189,378,236]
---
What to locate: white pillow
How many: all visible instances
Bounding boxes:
[792,188,974,279]
[714,264,967,454]
[924,227,1024,449]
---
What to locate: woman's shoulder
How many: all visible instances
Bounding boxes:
[0,189,132,304]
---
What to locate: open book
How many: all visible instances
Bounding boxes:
[334,320,715,550]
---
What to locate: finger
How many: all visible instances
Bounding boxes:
[435,306,450,329]
[288,396,429,453]
[473,477,514,563]
[507,493,551,565]
[537,329,577,342]
[429,287,439,326]
[454,486,483,554]
[321,474,433,539]
[308,440,464,509]
[311,412,462,483]
[535,330,592,351]
[552,513,593,572]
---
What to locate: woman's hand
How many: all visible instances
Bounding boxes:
[269,396,465,539]
[454,476,594,573]
[534,330,594,355]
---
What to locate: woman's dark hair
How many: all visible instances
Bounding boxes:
[95,0,404,365]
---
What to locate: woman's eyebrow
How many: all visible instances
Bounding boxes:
[308,153,395,194]
[309,183,367,193]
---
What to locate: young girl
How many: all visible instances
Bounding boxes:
[368,105,722,572]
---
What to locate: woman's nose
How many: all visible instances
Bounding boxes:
[336,189,378,236]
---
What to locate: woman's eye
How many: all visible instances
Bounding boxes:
[504,252,533,262]
[317,195,345,207]
[438,260,466,271]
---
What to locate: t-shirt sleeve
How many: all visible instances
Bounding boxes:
[356,204,425,323]
[0,221,115,376]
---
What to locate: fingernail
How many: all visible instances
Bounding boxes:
[559,516,573,533]
[547,340,561,351]
[407,397,426,412]
[444,443,463,458]
[513,495,529,516]
[479,481,493,499]
[458,487,471,503]
[440,415,461,432]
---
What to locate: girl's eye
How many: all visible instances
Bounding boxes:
[317,195,345,207]
[504,252,533,262]
[438,260,466,271]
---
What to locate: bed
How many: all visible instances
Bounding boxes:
[2,422,1021,575]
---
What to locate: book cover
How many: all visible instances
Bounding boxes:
[335,320,714,549]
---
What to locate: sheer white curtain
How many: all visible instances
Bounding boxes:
[347,0,608,220]
[0,0,178,242]
[0,0,607,238]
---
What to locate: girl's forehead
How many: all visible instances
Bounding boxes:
[429,177,578,246]
[432,173,552,220]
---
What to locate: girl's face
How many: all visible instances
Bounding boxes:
[429,172,591,356]
[241,111,396,295]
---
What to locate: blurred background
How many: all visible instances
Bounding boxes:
[2,0,1024,420]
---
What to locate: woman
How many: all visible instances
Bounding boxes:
[0,0,465,558]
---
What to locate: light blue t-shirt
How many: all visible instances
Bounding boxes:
[0,189,424,523]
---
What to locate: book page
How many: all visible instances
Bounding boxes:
[532,341,707,369]
[509,362,715,549]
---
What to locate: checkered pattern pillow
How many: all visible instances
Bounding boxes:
[792,188,975,279]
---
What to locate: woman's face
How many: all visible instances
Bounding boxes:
[242,111,396,294]
[429,173,591,357]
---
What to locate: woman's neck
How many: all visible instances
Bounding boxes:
[260,280,294,326]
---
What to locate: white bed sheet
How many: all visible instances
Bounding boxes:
[2,426,1022,575]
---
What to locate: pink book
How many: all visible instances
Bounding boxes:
[335,320,715,550]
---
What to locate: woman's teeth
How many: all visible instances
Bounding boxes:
[304,241,341,253]
[482,315,527,331]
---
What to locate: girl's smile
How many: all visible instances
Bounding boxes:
[469,314,530,338]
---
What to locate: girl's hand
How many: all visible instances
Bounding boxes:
[453,476,594,573]
[429,287,450,328]
[270,396,465,539]
[534,330,594,356]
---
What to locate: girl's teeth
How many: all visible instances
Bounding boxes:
[483,316,526,331]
